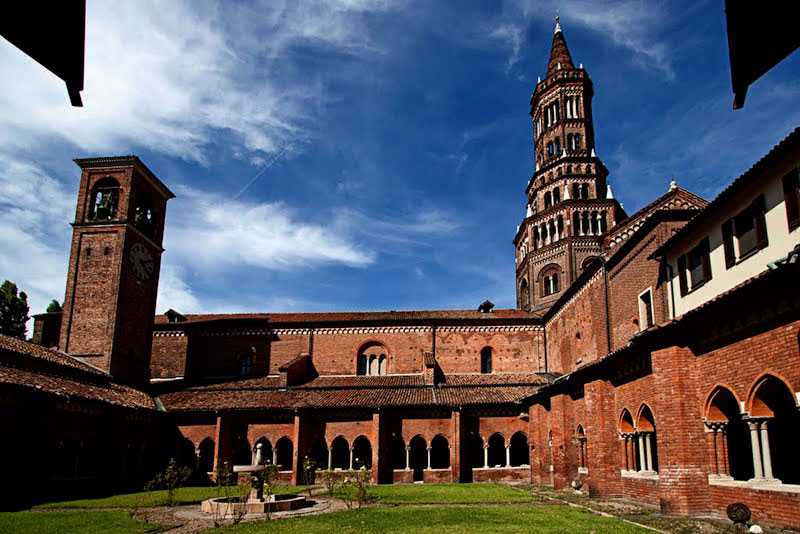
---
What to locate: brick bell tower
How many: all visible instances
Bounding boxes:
[59,156,174,386]
[514,18,625,312]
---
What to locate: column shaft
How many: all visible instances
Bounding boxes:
[748,421,763,479]
[637,434,646,472]
[760,422,775,480]
[483,446,489,468]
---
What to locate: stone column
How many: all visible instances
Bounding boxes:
[620,435,629,471]
[426,447,431,470]
[272,448,278,467]
[483,445,489,468]
[720,428,730,476]
[637,434,646,472]
[505,445,511,468]
[349,447,354,470]
[759,421,775,481]
[644,433,653,472]
[405,445,410,471]
[327,446,333,471]
[748,420,763,479]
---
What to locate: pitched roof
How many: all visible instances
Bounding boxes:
[156,372,551,412]
[547,19,575,75]
[0,334,155,410]
[652,126,800,258]
[153,308,542,326]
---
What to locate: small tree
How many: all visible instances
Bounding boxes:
[46,300,62,313]
[262,464,280,520]
[302,456,317,495]
[0,280,29,339]
[319,469,339,496]
[145,458,192,507]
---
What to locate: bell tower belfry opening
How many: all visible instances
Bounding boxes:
[59,156,174,386]
[514,18,625,311]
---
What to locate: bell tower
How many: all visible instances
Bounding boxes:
[514,18,625,311]
[59,156,174,386]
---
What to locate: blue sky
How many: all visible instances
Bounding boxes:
[1,0,799,322]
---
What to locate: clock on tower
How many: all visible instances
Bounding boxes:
[59,156,175,386]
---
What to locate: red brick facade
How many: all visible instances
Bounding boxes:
[11,20,799,532]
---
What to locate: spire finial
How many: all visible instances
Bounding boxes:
[554,15,562,35]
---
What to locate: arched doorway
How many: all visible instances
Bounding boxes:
[330,436,349,470]
[352,436,372,470]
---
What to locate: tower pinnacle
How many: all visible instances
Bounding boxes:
[554,15,562,35]
[547,17,574,76]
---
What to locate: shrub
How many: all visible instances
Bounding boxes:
[144,458,192,507]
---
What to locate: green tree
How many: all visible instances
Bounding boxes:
[0,280,29,339]
[46,300,62,313]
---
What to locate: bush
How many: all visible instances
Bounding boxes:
[144,458,192,507]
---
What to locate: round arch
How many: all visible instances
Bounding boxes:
[745,373,798,417]
[356,341,389,376]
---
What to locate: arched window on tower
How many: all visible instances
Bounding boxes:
[133,192,156,238]
[540,265,561,297]
[554,137,561,155]
[572,183,580,199]
[480,347,493,374]
[519,279,530,310]
[544,191,552,209]
[553,187,561,204]
[581,184,589,199]
[573,212,581,236]
[573,134,581,151]
[566,133,574,152]
[590,211,599,234]
[547,142,554,158]
[88,177,120,221]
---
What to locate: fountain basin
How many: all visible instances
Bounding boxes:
[201,493,307,515]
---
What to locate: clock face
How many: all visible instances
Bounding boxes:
[129,242,155,282]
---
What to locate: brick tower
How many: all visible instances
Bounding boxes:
[514,18,624,311]
[59,156,174,386]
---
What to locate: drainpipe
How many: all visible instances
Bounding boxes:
[603,266,612,354]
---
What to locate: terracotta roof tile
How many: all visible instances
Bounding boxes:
[0,335,105,376]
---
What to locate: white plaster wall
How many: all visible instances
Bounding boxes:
[666,168,800,318]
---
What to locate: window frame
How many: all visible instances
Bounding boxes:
[637,287,655,331]
[721,194,769,268]
[783,167,800,232]
[678,237,712,296]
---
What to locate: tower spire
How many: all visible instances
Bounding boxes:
[546,16,574,76]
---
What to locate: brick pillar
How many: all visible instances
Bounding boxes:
[451,410,461,483]
[585,378,620,495]
[651,346,709,514]
[371,411,381,484]
[550,394,571,490]
[292,412,302,485]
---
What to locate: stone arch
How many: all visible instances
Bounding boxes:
[198,438,215,473]
[430,434,450,469]
[275,436,293,471]
[356,341,389,376]
[487,433,506,467]
[636,404,656,432]
[745,372,798,417]
[88,176,120,221]
[330,436,349,470]
[538,263,562,298]
[619,408,634,433]
[352,435,372,470]
[519,278,530,310]
[409,435,427,481]
[509,431,529,467]
[253,437,272,466]
[703,386,752,480]
[390,434,406,470]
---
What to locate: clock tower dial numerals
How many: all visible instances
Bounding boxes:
[129,242,155,282]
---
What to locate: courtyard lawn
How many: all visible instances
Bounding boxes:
[212,504,648,533]
[34,485,305,510]
[0,510,161,534]
[360,483,533,504]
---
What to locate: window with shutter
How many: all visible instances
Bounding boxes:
[677,255,688,296]
[752,195,768,249]
[722,219,735,268]
[784,168,800,231]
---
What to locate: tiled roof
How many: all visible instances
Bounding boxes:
[0,334,155,410]
[157,372,551,412]
[652,126,800,258]
[153,308,541,326]
[0,335,105,376]
[0,365,155,409]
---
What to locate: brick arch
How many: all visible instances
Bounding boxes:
[745,372,798,417]
[636,404,656,432]
[619,408,634,433]
[703,384,742,422]
[355,340,390,376]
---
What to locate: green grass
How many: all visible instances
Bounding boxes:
[361,483,533,504]
[33,485,305,510]
[213,504,648,533]
[0,510,161,534]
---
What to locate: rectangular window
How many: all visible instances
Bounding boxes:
[679,237,711,293]
[723,194,769,267]
[638,288,654,330]
[784,168,800,231]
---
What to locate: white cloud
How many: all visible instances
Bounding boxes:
[166,185,376,270]
[490,24,525,74]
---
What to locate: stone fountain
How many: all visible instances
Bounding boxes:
[200,444,307,516]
